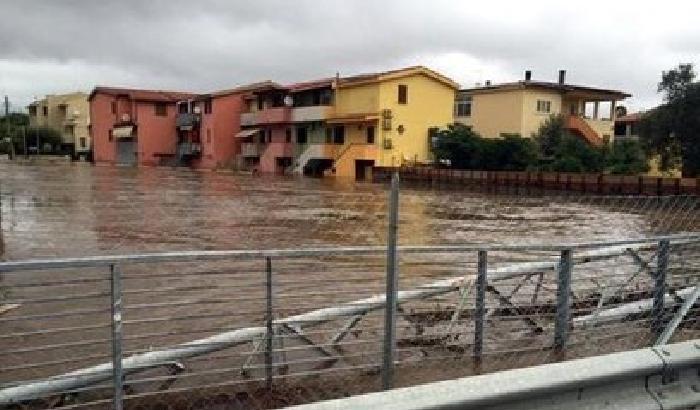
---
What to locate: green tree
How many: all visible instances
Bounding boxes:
[534,114,606,172]
[433,124,537,170]
[433,124,485,169]
[606,140,650,174]
[639,63,700,177]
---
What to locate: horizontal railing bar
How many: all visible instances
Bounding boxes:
[1,234,698,272]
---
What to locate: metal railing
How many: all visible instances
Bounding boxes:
[1,174,699,409]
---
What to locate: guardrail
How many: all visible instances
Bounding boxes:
[286,339,700,410]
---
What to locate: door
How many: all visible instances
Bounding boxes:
[116,138,137,165]
[355,159,375,181]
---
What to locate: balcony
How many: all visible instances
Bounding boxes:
[176,113,201,129]
[291,105,333,122]
[177,142,201,158]
[241,143,262,157]
[240,107,291,126]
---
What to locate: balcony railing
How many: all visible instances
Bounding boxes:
[241,143,262,157]
[176,113,201,129]
[291,105,333,122]
[240,107,291,126]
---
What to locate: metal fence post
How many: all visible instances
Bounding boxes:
[265,256,273,394]
[473,250,487,364]
[382,172,399,390]
[109,264,124,410]
[554,249,573,356]
[652,240,669,339]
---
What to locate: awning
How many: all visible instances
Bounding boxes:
[326,115,379,125]
[235,128,261,139]
[112,126,134,139]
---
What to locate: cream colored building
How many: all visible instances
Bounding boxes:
[454,71,630,146]
[28,92,91,158]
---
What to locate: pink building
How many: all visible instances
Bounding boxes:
[179,83,275,170]
[90,87,195,166]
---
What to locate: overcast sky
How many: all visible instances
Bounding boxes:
[1,0,698,112]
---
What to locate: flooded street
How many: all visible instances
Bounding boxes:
[1,162,699,409]
[0,162,697,260]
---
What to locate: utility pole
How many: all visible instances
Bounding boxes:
[3,95,13,159]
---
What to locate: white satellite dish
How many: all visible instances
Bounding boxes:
[283,95,293,107]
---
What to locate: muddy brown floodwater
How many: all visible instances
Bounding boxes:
[1,162,696,260]
[0,162,698,410]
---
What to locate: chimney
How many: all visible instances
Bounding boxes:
[485,80,491,86]
[525,70,532,81]
[558,70,566,85]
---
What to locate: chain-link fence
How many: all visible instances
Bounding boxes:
[1,163,699,409]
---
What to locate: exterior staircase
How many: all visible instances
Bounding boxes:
[290,144,338,174]
[565,115,605,146]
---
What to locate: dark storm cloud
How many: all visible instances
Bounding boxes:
[1,0,698,110]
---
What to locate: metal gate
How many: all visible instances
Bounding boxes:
[116,138,136,165]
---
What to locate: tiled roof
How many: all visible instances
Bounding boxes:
[461,80,631,98]
[89,86,196,102]
[337,65,459,89]
[616,113,642,122]
[288,78,334,92]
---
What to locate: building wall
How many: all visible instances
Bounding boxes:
[456,90,524,139]
[134,101,178,166]
[259,126,293,173]
[196,94,244,169]
[90,93,117,164]
[335,83,379,115]
[376,74,456,166]
[519,89,563,138]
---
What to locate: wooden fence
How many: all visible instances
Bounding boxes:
[372,166,700,196]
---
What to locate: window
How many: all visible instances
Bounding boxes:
[333,126,345,144]
[178,102,189,114]
[155,102,167,116]
[42,106,48,116]
[111,101,117,114]
[296,127,308,144]
[398,84,408,104]
[206,128,211,143]
[266,129,272,143]
[79,137,86,148]
[598,101,612,120]
[203,99,212,114]
[325,127,332,143]
[366,126,375,144]
[108,130,113,142]
[455,96,472,117]
[584,102,596,118]
[65,125,74,136]
[28,106,37,116]
[536,100,551,113]
[257,97,264,111]
[285,128,292,143]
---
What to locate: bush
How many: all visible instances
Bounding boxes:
[433,124,536,171]
[606,140,650,175]
[435,115,651,175]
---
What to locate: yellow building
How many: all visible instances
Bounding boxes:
[240,66,458,179]
[28,92,91,159]
[454,71,630,146]
[303,66,458,179]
